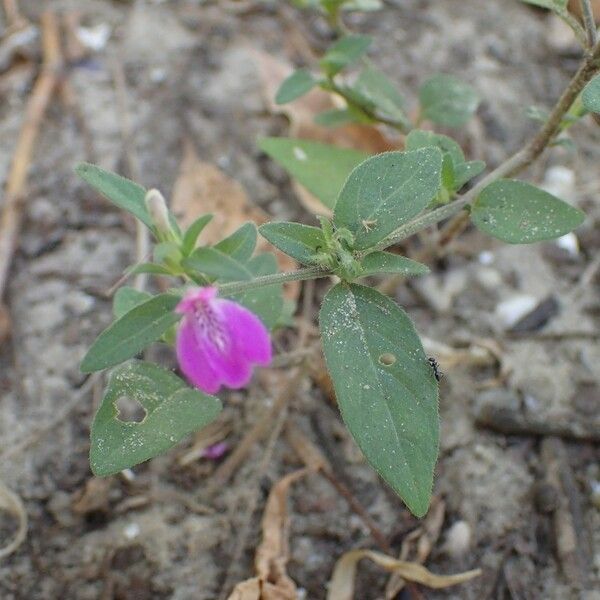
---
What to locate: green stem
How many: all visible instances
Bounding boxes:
[217,266,329,295]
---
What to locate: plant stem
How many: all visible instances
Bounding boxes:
[579,0,597,48]
[376,36,600,251]
[217,265,329,295]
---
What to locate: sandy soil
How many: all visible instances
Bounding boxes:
[0,1,598,599]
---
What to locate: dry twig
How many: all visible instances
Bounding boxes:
[0,11,62,304]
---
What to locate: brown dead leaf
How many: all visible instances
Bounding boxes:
[285,422,330,472]
[170,140,299,298]
[568,0,600,21]
[171,140,267,237]
[328,549,481,600]
[228,578,261,600]
[71,477,112,515]
[227,468,311,600]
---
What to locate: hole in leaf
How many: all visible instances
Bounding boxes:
[115,396,147,424]
[378,353,396,366]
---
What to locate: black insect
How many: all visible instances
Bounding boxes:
[427,357,443,382]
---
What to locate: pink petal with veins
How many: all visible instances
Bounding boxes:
[175,287,272,394]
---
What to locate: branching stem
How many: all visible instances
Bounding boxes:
[579,0,597,48]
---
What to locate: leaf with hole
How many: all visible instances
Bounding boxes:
[358,251,430,278]
[320,283,439,517]
[90,361,222,476]
[471,179,585,244]
[333,148,442,250]
[81,294,181,373]
[258,137,368,211]
[259,222,326,265]
[419,75,480,128]
[276,69,318,104]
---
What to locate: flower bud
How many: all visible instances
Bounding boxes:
[145,189,175,241]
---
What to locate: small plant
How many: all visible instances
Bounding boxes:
[77,0,598,518]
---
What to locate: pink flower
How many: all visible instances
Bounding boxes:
[175,287,272,394]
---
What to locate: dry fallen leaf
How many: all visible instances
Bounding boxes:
[328,549,481,600]
[385,496,446,598]
[227,468,311,600]
[170,140,299,298]
[568,0,600,21]
[71,477,112,515]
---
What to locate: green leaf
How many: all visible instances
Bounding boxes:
[181,214,213,255]
[184,247,283,329]
[353,66,409,126]
[258,137,369,211]
[81,294,181,373]
[320,283,439,517]
[419,75,480,128]
[214,222,257,261]
[75,163,153,230]
[314,108,357,127]
[454,160,486,189]
[471,179,586,244]
[113,287,152,319]
[406,130,485,191]
[126,263,174,276]
[259,222,326,265]
[228,253,283,329]
[333,148,443,250]
[90,361,221,476]
[153,241,181,264]
[582,75,600,114]
[359,251,429,278]
[406,130,464,166]
[183,247,250,282]
[276,69,318,104]
[320,34,372,76]
[520,0,567,10]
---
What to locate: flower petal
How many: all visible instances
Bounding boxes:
[218,299,272,366]
[176,315,221,394]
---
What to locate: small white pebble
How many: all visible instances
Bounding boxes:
[124,522,140,540]
[495,295,537,328]
[555,232,579,256]
[541,165,575,199]
[478,251,494,265]
[445,520,472,559]
[120,468,136,482]
[76,24,111,52]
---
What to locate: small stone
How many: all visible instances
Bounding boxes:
[444,520,472,558]
[495,295,537,328]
